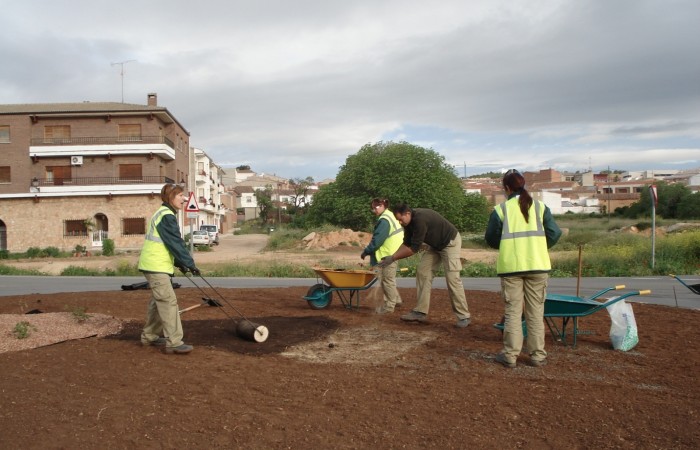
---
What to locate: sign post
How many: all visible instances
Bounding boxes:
[185,192,200,254]
[649,185,658,269]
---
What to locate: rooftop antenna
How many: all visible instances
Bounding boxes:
[110,60,136,103]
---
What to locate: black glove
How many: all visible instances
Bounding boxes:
[360,250,369,260]
[378,256,394,268]
[176,265,189,275]
[189,266,201,276]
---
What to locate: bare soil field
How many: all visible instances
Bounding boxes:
[0,231,698,448]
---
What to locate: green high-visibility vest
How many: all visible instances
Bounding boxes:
[375,210,404,260]
[138,206,176,274]
[495,196,551,275]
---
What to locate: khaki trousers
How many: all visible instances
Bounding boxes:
[414,233,470,319]
[141,272,184,348]
[378,260,402,309]
[500,273,548,363]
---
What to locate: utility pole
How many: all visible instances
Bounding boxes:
[111,60,136,103]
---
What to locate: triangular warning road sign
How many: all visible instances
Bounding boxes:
[185,192,200,212]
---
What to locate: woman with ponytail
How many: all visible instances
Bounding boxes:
[485,169,562,368]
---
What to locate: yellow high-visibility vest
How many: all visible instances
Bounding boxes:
[495,196,551,275]
[375,209,404,260]
[138,206,176,273]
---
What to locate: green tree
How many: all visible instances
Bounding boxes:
[619,182,694,219]
[307,141,490,231]
[254,186,273,223]
[677,191,700,219]
[289,177,315,208]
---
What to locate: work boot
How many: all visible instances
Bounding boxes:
[455,318,471,328]
[495,353,516,368]
[376,305,395,314]
[164,344,193,355]
[400,311,428,323]
[141,337,167,346]
[528,358,548,368]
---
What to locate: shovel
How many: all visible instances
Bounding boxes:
[179,297,223,314]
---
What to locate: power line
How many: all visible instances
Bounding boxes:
[110,60,136,103]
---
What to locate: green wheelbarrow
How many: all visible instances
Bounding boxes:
[669,274,700,295]
[493,285,651,347]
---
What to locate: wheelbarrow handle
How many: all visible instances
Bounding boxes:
[614,285,626,290]
[638,289,652,296]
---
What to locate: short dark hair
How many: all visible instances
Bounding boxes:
[392,202,411,214]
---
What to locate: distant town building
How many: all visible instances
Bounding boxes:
[0,94,193,252]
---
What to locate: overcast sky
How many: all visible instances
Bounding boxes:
[2,0,699,180]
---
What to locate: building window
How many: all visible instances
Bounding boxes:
[118,124,142,142]
[46,166,72,185]
[44,125,71,144]
[64,219,88,237]
[119,164,143,181]
[122,217,146,236]
[0,125,9,143]
[0,166,10,183]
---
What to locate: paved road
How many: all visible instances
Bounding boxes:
[1,275,697,309]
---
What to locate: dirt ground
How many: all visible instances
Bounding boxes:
[1,232,698,448]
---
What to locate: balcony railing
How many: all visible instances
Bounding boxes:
[30,135,175,149]
[33,176,174,187]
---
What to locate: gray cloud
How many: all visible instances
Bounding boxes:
[1,0,698,179]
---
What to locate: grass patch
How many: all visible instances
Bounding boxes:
[65,306,91,323]
[0,264,46,275]
[207,262,317,278]
[13,321,37,339]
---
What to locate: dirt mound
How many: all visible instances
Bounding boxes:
[302,229,370,250]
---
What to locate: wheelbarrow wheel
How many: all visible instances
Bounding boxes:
[306,283,332,309]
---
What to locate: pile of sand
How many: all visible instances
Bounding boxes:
[302,229,370,250]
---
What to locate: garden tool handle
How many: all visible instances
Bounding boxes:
[638,290,652,296]
[179,304,203,314]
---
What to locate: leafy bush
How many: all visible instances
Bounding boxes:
[60,266,102,276]
[0,250,8,260]
[306,141,490,232]
[26,247,43,258]
[13,321,36,339]
[102,239,115,256]
[43,247,62,257]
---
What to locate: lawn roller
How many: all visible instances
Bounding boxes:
[182,272,269,343]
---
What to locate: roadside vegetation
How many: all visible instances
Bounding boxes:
[2,217,698,280]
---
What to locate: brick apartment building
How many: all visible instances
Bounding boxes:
[0,93,193,253]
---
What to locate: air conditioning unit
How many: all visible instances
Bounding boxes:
[71,156,83,166]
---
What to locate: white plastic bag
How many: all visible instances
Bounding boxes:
[607,299,639,351]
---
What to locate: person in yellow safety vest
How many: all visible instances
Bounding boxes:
[361,198,404,314]
[485,169,562,369]
[138,183,201,355]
